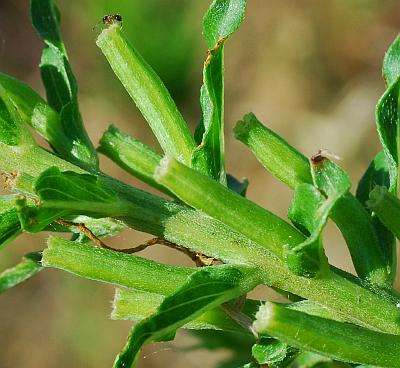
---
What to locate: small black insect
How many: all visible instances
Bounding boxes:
[102,14,123,26]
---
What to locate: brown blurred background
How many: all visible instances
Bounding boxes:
[0,0,399,367]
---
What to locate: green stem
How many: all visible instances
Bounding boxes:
[234,113,312,188]
[234,113,390,287]
[96,26,195,165]
[98,125,172,196]
[331,193,390,288]
[155,156,305,259]
[253,302,400,367]
[42,236,193,295]
[2,139,400,335]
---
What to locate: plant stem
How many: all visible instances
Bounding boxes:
[96,26,195,165]
[42,236,194,295]
[155,156,305,259]
[98,125,172,196]
[253,302,400,367]
[2,140,400,335]
[234,113,312,188]
[234,113,390,287]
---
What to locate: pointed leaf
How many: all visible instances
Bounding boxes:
[0,82,34,147]
[0,72,72,156]
[367,185,400,241]
[252,337,298,366]
[312,156,390,287]
[0,195,22,250]
[203,0,247,48]
[375,76,400,193]
[31,0,98,169]
[112,288,259,334]
[193,0,247,183]
[0,252,42,293]
[286,184,331,277]
[383,34,400,86]
[356,151,396,284]
[114,265,258,368]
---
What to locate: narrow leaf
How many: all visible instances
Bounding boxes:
[112,288,259,334]
[0,252,42,293]
[367,185,400,241]
[286,183,331,277]
[356,151,396,285]
[0,195,22,250]
[31,0,98,169]
[0,82,34,147]
[96,25,195,165]
[253,302,400,367]
[0,72,72,156]
[252,337,298,366]
[192,0,247,183]
[383,34,400,87]
[312,156,390,287]
[375,76,400,193]
[114,265,258,368]
[34,167,128,216]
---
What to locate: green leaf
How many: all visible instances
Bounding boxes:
[0,73,72,154]
[112,288,259,334]
[96,26,195,165]
[98,125,173,196]
[367,185,400,241]
[383,34,400,86]
[0,195,22,250]
[290,352,333,368]
[34,167,127,217]
[203,0,247,48]
[375,76,400,193]
[193,0,247,183]
[286,184,331,277]
[31,0,98,169]
[311,157,390,287]
[0,252,42,293]
[356,151,396,285]
[253,302,400,367]
[113,265,258,368]
[252,337,298,366]
[234,113,389,285]
[17,167,132,232]
[0,82,34,147]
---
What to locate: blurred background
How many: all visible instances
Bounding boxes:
[0,0,399,367]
